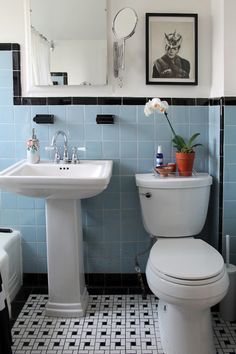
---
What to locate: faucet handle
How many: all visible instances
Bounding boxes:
[71,146,86,164]
[63,146,69,163]
[45,146,61,163]
[54,150,61,164]
[71,146,79,164]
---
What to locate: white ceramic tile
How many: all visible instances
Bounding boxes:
[12,295,236,354]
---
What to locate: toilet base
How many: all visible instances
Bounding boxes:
[158,300,215,354]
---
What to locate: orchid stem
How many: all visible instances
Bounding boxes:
[164,112,178,139]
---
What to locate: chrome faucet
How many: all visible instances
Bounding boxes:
[51,130,69,163]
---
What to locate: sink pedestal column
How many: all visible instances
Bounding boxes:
[45,199,88,317]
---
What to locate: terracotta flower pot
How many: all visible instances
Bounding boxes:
[175,152,195,176]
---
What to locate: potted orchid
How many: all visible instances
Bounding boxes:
[144,98,202,176]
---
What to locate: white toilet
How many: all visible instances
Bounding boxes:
[135,172,229,354]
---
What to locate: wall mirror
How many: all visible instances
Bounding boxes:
[112,7,138,81]
[28,0,107,87]
[112,7,138,41]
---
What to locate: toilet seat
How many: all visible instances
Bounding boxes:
[148,264,226,286]
[149,238,224,286]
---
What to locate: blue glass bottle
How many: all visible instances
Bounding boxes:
[156,145,163,167]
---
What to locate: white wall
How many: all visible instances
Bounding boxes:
[210,0,236,97]
[0,0,213,97]
[224,0,236,96]
[110,0,212,98]
[210,0,224,98]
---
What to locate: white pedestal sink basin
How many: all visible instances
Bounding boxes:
[0,160,113,199]
[0,159,113,317]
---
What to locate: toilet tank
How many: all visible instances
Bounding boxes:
[135,173,212,237]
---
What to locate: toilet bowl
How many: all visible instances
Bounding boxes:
[147,238,228,354]
[147,238,228,305]
[135,173,229,354]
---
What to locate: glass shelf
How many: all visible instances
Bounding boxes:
[153,167,198,178]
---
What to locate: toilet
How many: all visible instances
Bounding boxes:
[135,172,229,354]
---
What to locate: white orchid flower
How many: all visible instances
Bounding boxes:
[144,100,154,116]
[150,98,161,109]
[144,98,169,116]
[160,100,169,112]
[143,97,201,155]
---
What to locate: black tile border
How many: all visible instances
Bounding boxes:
[13,71,21,97]
[223,97,236,105]
[97,97,122,105]
[218,99,224,253]
[23,273,150,293]
[12,51,20,70]
[0,43,20,51]
[23,97,48,105]
[72,97,98,105]
[171,97,196,106]
[12,94,233,107]
[196,98,210,106]
[122,97,147,105]
[16,95,215,106]
[12,43,20,51]
[14,97,48,105]
[209,98,221,106]
[47,97,72,105]
[12,45,21,98]
[23,273,48,286]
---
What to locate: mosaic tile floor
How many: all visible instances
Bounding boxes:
[11,294,236,354]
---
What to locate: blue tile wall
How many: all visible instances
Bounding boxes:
[208,106,221,249]
[223,106,236,264]
[0,50,211,274]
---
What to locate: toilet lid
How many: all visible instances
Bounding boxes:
[149,238,224,281]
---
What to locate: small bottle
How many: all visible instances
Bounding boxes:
[156,145,163,167]
[27,128,40,164]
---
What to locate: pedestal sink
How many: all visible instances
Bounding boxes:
[0,160,113,317]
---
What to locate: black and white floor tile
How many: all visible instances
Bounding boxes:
[11,294,236,353]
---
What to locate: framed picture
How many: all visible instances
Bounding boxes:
[146,13,198,85]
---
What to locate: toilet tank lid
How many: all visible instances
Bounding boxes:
[135,173,212,189]
[149,239,224,280]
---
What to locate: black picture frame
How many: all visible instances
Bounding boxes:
[146,13,198,85]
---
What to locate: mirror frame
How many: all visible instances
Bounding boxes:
[112,7,138,41]
[112,7,138,83]
[23,0,108,97]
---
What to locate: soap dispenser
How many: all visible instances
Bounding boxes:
[27,128,40,164]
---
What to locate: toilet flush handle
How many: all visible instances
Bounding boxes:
[140,192,152,198]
